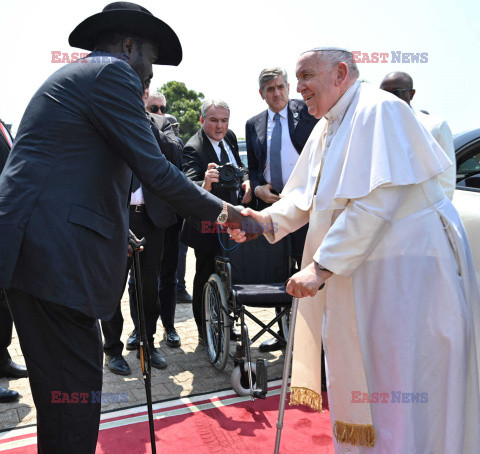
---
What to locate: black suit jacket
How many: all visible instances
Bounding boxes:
[181,128,246,254]
[0,53,222,320]
[137,113,183,229]
[245,99,318,195]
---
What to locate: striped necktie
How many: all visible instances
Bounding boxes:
[0,123,13,148]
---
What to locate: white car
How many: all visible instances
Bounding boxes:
[453,128,480,282]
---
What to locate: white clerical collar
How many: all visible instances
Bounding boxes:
[268,104,288,121]
[325,79,360,122]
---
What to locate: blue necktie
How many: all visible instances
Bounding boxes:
[270,113,283,193]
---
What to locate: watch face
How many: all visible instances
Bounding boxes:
[217,212,228,224]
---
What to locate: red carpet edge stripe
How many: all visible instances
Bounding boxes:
[0,380,285,452]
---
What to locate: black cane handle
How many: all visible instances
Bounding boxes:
[128,229,146,249]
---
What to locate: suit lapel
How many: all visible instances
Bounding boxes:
[287,100,301,154]
[254,111,268,168]
[225,133,242,166]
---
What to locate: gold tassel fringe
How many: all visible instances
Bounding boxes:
[333,420,376,447]
[289,387,323,412]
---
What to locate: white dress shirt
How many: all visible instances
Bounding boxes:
[207,136,237,164]
[130,186,144,205]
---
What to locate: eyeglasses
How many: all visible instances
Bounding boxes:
[148,105,166,114]
[384,88,412,97]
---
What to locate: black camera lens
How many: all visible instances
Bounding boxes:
[220,166,235,182]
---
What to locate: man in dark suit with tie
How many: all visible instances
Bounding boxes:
[101,87,183,375]
[0,119,28,403]
[0,4,249,452]
[246,67,318,351]
[182,100,252,341]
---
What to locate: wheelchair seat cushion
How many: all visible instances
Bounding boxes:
[232,283,292,306]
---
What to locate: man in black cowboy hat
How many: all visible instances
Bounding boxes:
[0,3,251,452]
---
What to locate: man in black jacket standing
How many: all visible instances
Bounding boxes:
[101,87,183,375]
[0,119,28,403]
[0,4,248,452]
[182,100,252,341]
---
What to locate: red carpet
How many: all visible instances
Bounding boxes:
[0,381,334,453]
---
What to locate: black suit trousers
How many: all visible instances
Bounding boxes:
[0,290,13,368]
[5,288,102,454]
[102,208,164,355]
[192,249,216,335]
[158,219,182,330]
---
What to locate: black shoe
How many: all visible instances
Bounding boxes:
[0,360,28,379]
[0,386,19,403]
[137,348,167,369]
[176,289,192,304]
[126,330,139,351]
[163,328,181,348]
[259,337,285,352]
[105,354,131,376]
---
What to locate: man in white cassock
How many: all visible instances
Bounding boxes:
[230,47,480,453]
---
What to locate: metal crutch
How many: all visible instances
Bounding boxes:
[274,284,324,454]
[129,229,157,454]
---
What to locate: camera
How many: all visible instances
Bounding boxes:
[214,163,246,191]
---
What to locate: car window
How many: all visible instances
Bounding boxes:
[237,140,248,166]
[457,153,480,179]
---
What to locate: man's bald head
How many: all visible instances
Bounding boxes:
[380,72,415,106]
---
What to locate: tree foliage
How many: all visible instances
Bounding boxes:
[159,81,204,144]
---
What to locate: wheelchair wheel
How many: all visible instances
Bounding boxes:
[231,362,257,396]
[203,274,230,371]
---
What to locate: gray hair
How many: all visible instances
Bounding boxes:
[149,91,166,105]
[201,99,230,118]
[258,67,288,92]
[306,47,360,79]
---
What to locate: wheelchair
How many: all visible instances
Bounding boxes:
[202,233,298,399]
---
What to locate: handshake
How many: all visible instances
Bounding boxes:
[224,205,275,242]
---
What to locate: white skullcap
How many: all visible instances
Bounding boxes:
[303,46,352,54]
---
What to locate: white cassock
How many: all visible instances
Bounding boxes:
[264,80,480,453]
[415,110,456,199]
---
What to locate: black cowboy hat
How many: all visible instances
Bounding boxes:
[68,2,182,65]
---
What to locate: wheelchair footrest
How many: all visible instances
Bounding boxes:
[253,358,268,399]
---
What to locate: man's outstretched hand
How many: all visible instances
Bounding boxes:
[225,206,274,242]
[223,205,260,241]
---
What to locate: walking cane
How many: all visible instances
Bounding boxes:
[129,229,157,454]
[274,284,325,454]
